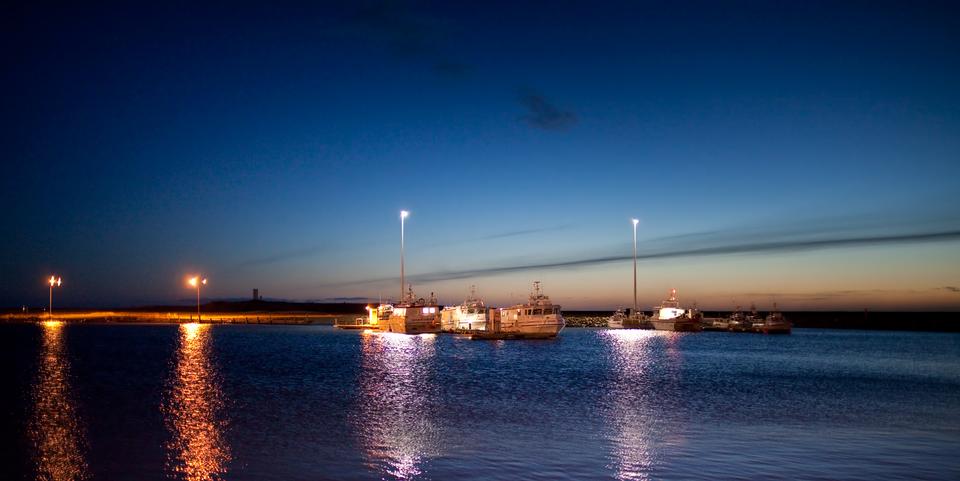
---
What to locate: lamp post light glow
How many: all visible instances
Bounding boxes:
[400,210,409,302]
[48,275,62,320]
[187,276,207,322]
[631,218,639,315]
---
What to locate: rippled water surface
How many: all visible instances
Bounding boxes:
[2,324,958,480]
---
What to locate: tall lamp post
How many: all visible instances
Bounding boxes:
[188,276,207,322]
[48,275,62,320]
[631,218,639,316]
[400,210,409,302]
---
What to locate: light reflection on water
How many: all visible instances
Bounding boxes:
[29,320,89,481]
[164,323,231,481]
[355,331,441,480]
[11,325,959,480]
[601,330,685,481]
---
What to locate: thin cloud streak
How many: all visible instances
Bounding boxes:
[424,224,570,248]
[331,229,960,287]
[482,225,569,240]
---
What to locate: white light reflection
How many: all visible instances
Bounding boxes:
[355,330,441,480]
[164,323,231,481]
[600,329,674,481]
[29,320,89,481]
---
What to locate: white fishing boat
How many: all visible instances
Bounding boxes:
[747,303,766,331]
[650,289,702,332]
[380,286,441,334]
[481,281,564,339]
[441,285,489,331]
[761,304,792,334]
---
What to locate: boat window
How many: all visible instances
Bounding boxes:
[525,309,532,315]
[543,308,553,314]
[533,308,542,315]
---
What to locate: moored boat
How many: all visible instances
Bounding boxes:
[747,303,767,331]
[761,304,792,334]
[649,289,702,332]
[726,307,749,332]
[380,286,441,334]
[441,286,489,331]
[487,281,564,339]
[608,307,651,329]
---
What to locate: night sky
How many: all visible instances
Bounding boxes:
[3,1,959,310]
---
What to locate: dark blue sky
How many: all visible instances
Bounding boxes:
[3,1,959,309]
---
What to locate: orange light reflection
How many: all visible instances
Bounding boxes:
[164,323,231,481]
[30,320,89,481]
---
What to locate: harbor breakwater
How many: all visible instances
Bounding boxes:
[1,311,345,325]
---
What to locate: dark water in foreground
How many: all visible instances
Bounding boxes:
[2,324,958,481]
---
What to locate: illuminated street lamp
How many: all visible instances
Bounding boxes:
[187,276,207,322]
[631,218,639,315]
[400,210,409,302]
[48,275,62,320]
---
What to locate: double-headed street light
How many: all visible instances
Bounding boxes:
[187,276,207,322]
[48,275,62,320]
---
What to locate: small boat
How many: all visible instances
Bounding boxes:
[608,307,651,329]
[608,308,627,328]
[701,317,729,331]
[441,285,489,331]
[761,304,792,334]
[725,307,749,332]
[649,289,702,332]
[747,303,767,331]
[379,286,441,334]
[486,281,565,339]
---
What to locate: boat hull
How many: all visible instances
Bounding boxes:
[440,309,488,332]
[380,319,440,334]
[608,313,652,329]
[380,311,441,334]
[761,323,792,334]
[470,330,559,340]
[651,319,702,332]
[499,321,564,338]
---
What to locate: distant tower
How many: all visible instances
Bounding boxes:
[253,288,259,301]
